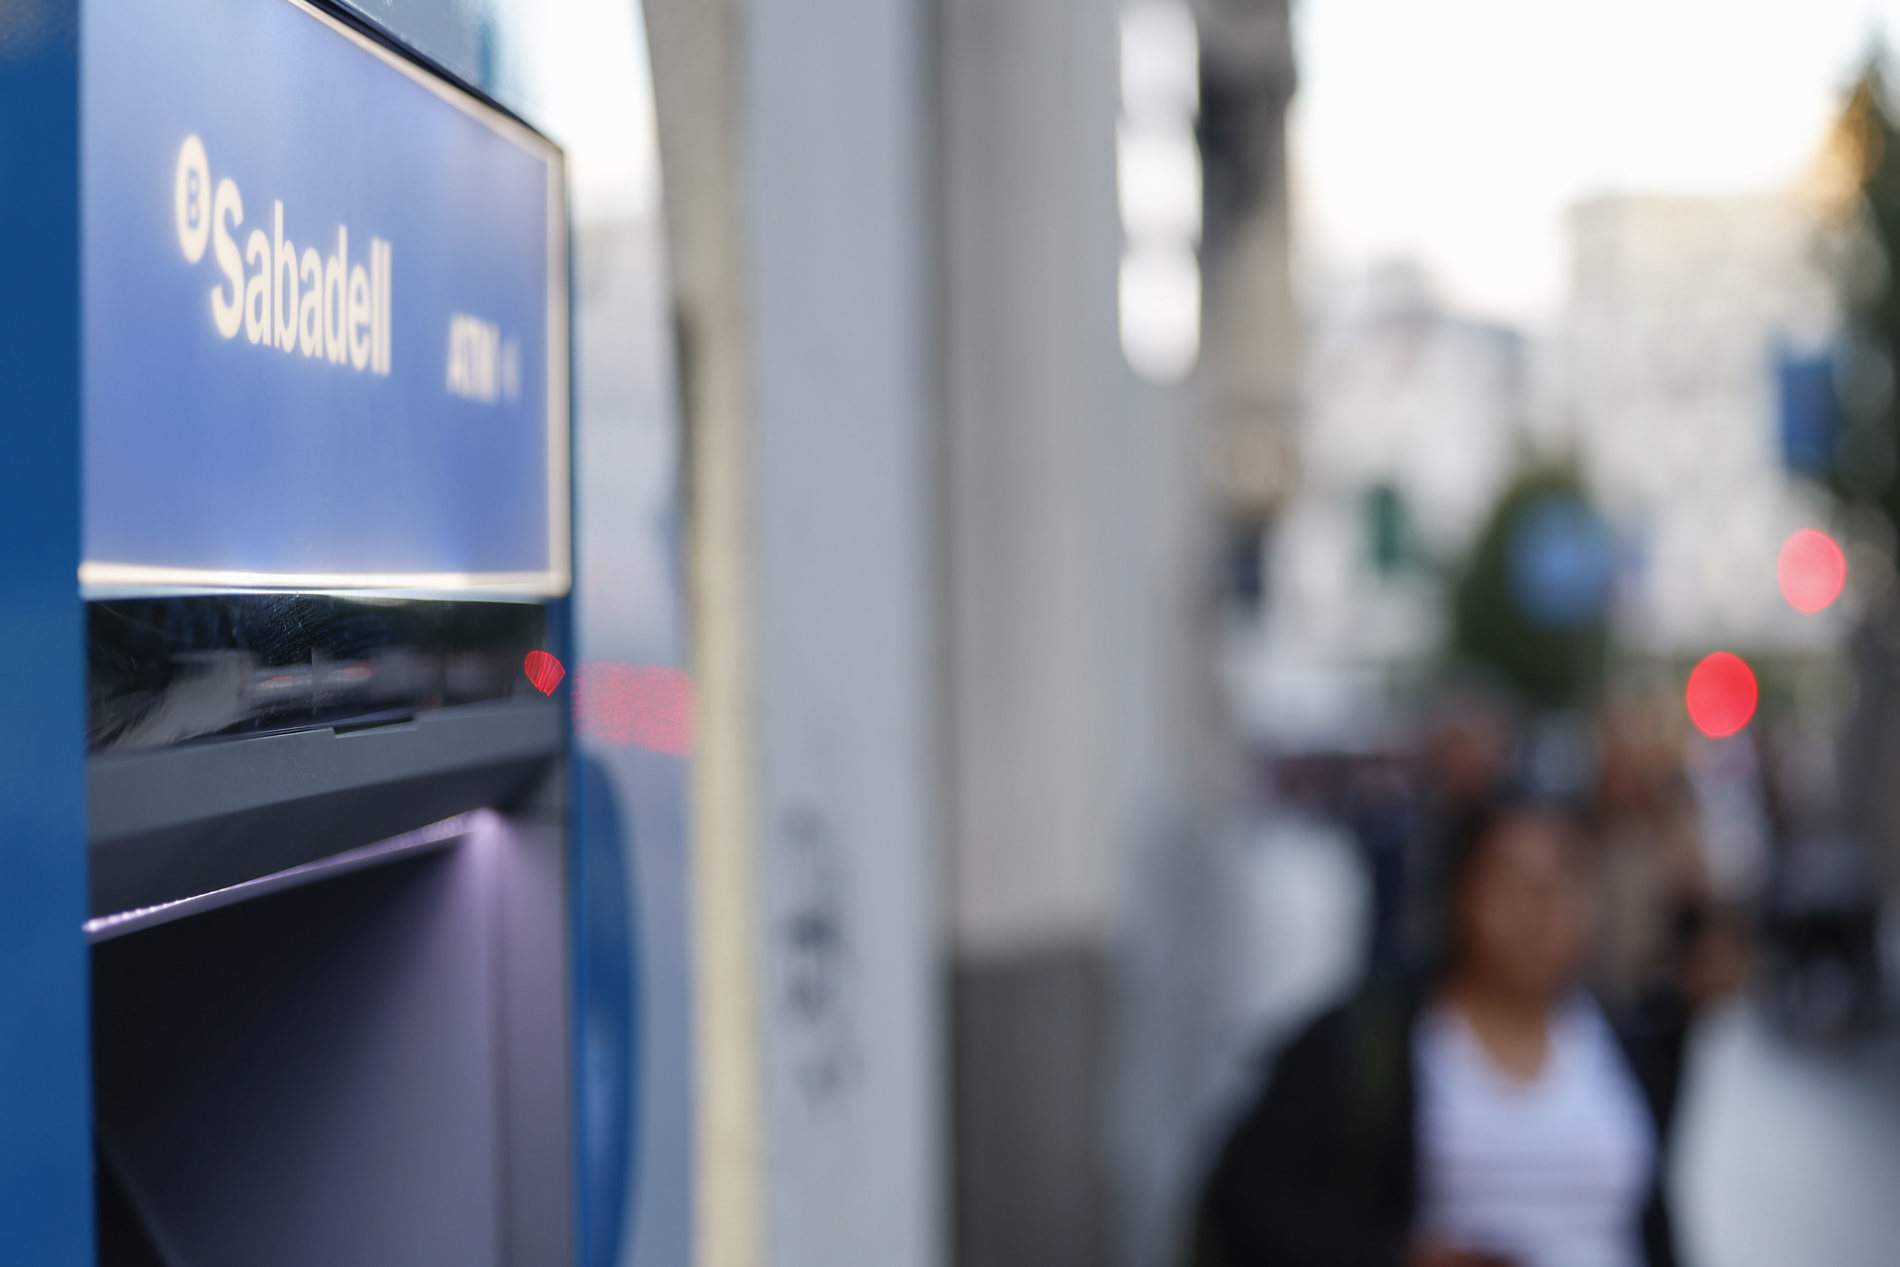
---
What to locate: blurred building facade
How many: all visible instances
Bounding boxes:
[1223,265,1531,748]
[1229,185,1845,755]
[1559,193,1839,654]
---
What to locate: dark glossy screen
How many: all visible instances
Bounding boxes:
[88,595,551,754]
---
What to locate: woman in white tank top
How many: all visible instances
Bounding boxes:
[1413,994,1656,1267]
[1412,805,1657,1267]
[1195,798,1685,1267]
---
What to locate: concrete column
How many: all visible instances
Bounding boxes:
[933,1,1203,1264]
[646,2,945,1265]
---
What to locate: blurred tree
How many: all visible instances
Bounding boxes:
[1448,465,1612,710]
[1825,54,1900,888]
[1829,57,1900,534]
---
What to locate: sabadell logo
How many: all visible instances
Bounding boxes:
[173,134,392,375]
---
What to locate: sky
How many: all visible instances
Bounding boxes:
[1292,0,1900,326]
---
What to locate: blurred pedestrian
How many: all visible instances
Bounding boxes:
[1400,694,1519,980]
[1191,796,1688,1267]
[1587,704,1727,1012]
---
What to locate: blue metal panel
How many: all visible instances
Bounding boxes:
[0,5,95,1263]
[575,752,637,1267]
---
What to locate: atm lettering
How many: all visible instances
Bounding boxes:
[446,314,502,403]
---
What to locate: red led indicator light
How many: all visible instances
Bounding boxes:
[1777,529,1846,614]
[523,650,567,696]
[1685,651,1758,739]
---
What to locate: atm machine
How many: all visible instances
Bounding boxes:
[1,2,604,1262]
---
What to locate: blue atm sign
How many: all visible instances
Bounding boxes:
[82,0,568,595]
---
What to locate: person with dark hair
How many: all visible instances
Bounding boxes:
[1191,799,1688,1267]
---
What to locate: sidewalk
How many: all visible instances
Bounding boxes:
[1673,1001,1900,1267]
